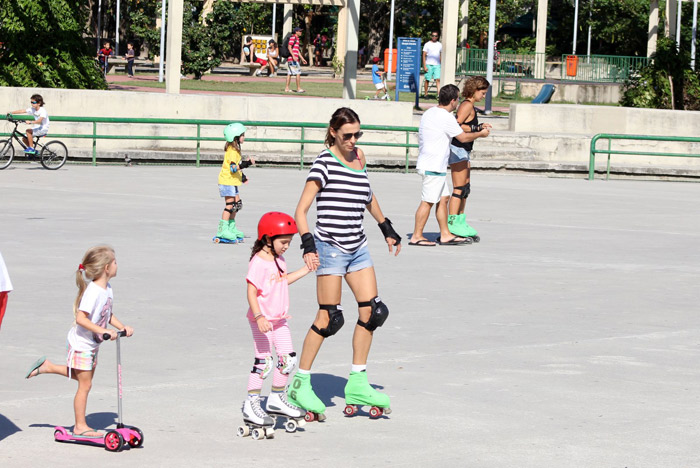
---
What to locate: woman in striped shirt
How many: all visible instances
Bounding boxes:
[287,107,401,420]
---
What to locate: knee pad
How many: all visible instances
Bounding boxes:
[451,183,470,200]
[251,356,274,379]
[310,305,344,337]
[233,200,243,213]
[277,352,297,374]
[357,297,389,332]
[224,201,234,214]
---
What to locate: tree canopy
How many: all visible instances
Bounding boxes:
[0,0,107,88]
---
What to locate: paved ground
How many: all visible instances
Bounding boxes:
[1,164,699,467]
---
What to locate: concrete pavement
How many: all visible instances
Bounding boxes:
[1,165,699,467]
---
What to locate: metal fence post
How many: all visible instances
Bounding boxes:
[92,121,97,166]
[196,124,201,168]
[300,127,305,170]
[405,131,410,173]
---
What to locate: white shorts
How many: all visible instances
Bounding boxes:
[374,82,385,90]
[31,127,48,137]
[418,170,450,203]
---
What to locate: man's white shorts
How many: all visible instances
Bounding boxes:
[374,82,385,90]
[418,169,450,203]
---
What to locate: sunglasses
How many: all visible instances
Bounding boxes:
[341,131,363,141]
[30,101,38,104]
[431,35,439,37]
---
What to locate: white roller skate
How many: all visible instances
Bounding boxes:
[265,391,307,433]
[238,396,275,440]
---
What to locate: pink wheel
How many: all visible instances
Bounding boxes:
[304,411,315,422]
[369,407,382,418]
[104,430,124,452]
[344,405,358,417]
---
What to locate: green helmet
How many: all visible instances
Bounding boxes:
[224,123,246,142]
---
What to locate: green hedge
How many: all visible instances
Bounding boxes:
[0,0,107,89]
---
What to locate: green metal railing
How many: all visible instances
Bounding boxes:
[457,48,542,78]
[456,49,650,84]
[2,116,419,172]
[561,54,650,83]
[589,133,700,180]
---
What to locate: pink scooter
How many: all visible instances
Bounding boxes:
[54,330,143,452]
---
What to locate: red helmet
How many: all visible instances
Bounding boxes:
[257,212,298,240]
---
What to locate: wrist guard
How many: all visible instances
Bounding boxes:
[239,160,252,169]
[300,233,317,255]
[378,218,401,245]
[469,123,484,133]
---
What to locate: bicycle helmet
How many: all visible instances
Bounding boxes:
[224,123,246,142]
[257,212,298,240]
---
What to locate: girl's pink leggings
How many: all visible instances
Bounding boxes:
[247,319,294,393]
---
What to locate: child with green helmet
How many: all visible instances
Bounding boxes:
[214,123,255,243]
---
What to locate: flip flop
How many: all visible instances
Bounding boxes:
[408,239,436,247]
[296,89,306,94]
[437,237,469,246]
[25,356,46,379]
[72,429,104,439]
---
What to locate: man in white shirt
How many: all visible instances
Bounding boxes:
[409,85,490,246]
[422,31,442,97]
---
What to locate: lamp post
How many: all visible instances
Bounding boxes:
[388,0,395,81]
[692,0,698,70]
[158,0,167,83]
[115,0,121,55]
[484,0,496,113]
[573,0,579,54]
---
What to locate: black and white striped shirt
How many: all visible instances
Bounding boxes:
[307,149,373,253]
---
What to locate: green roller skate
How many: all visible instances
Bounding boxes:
[343,371,392,418]
[287,373,326,422]
[447,214,474,243]
[458,214,480,243]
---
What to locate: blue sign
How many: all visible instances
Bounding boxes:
[395,37,421,105]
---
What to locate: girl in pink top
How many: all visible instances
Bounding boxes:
[241,212,317,430]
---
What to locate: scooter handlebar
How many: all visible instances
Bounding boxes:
[102,330,128,340]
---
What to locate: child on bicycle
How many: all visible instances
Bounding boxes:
[8,94,50,154]
[215,123,254,242]
[25,245,134,439]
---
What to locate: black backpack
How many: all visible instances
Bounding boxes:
[280,33,294,59]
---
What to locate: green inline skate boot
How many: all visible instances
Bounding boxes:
[213,219,239,243]
[458,214,480,243]
[287,373,326,422]
[228,219,245,241]
[447,214,474,243]
[343,371,392,418]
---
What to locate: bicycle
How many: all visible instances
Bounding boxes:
[0,115,68,170]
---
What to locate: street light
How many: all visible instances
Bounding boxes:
[159,0,167,83]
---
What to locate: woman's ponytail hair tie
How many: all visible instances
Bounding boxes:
[78,264,85,272]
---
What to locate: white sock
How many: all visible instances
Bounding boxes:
[297,368,310,375]
[351,364,367,373]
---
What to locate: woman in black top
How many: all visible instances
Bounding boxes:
[447,76,492,240]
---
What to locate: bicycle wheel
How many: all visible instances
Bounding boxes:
[40,141,68,170]
[0,138,14,170]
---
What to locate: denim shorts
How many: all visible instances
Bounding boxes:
[218,184,239,197]
[448,144,471,164]
[316,237,373,276]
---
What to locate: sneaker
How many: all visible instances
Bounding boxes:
[24,147,36,154]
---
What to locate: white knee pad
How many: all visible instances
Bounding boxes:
[252,356,274,379]
[277,352,297,375]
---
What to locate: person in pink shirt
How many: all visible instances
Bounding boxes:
[240,212,317,431]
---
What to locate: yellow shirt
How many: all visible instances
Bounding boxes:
[218,147,243,186]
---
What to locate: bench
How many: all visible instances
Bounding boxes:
[102,58,151,75]
[242,62,262,76]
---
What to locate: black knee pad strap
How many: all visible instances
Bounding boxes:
[357,297,389,331]
[311,304,344,337]
[451,183,470,200]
